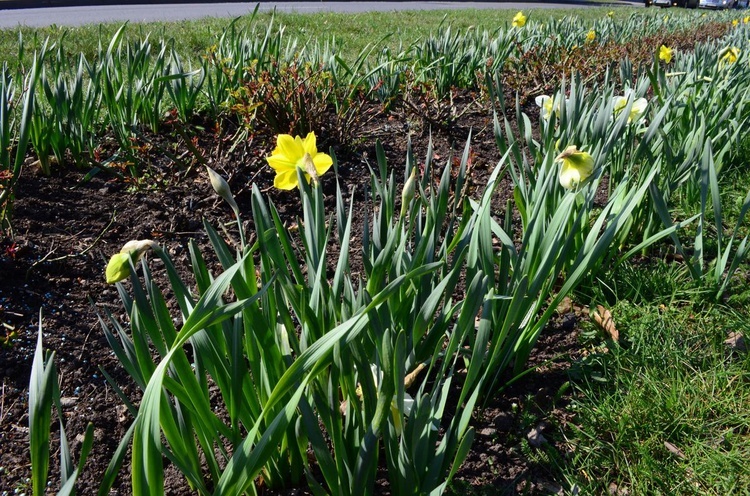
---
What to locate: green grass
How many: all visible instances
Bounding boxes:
[561,299,750,495]
[551,146,750,494]
[0,7,644,68]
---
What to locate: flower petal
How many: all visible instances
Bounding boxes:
[274,168,299,190]
[266,154,297,172]
[402,393,415,416]
[631,98,648,120]
[559,162,582,190]
[275,134,304,161]
[302,132,318,156]
[313,153,333,176]
[612,96,627,114]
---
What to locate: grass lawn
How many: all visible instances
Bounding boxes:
[0,6,635,68]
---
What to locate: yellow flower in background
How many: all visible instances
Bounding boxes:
[613,92,648,123]
[105,240,157,284]
[265,132,333,190]
[733,19,740,27]
[744,15,750,23]
[586,29,596,43]
[719,46,740,68]
[556,145,594,190]
[535,95,555,120]
[607,11,614,17]
[659,45,673,64]
[512,11,527,28]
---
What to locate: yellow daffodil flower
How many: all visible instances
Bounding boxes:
[659,45,673,64]
[743,15,750,24]
[512,11,527,28]
[586,30,596,43]
[105,239,157,283]
[613,91,648,123]
[265,132,333,190]
[719,46,740,68]
[556,145,594,190]
[535,95,555,120]
[733,19,740,27]
[607,11,614,17]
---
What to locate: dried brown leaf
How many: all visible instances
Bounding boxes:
[664,441,686,459]
[593,305,619,342]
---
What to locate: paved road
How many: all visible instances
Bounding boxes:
[0,2,639,29]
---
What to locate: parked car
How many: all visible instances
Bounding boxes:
[646,0,699,7]
[699,0,738,8]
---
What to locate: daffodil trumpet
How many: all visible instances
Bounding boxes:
[719,46,740,69]
[659,45,673,65]
[556,145,595,190]
[612,91,648,124]
[105,239,158,284]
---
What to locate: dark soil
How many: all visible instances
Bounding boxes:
[0,93,581,495]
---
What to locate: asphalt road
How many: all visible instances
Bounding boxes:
[0,2,638,29]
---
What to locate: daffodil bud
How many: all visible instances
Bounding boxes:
[400,168,417,217]
[105,239,157,284]
[206,166,239,213]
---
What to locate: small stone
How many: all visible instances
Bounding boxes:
[116,404,129,423]
[479,427,497,437]
[59,397,78,408]
[527,427,548,448]
[725,331,746,352]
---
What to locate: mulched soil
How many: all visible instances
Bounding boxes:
[0,89,582,495]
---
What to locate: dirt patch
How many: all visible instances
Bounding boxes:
[0,93,579,495]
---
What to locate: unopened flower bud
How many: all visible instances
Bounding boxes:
[206,166,239,213]
[400,168,417,217]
